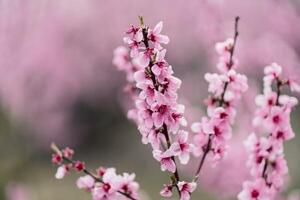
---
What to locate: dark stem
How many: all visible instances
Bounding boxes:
[275,78,282,106]
[218,16,240,107]
[262,159,268,179]
[194,136,212,182]
[163,124,180,182]
[228,16,240,68]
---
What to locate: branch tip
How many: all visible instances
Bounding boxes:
[138,15,144,27]
[51,143,61,155]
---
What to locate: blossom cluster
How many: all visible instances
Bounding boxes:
[191,37,248,168]
[238,63,300,200]
[114,18,196,199]
[51,144,139,200]
[51,17,299,200]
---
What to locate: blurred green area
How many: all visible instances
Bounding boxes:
[0,98,299,200]
[0,100,215,200]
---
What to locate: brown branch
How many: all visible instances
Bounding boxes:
[194,136,212,182]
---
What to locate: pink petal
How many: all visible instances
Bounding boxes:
[179,152,190,165]
[157,35,170,44]
[180,191,191,200]
[178,130,188,143]
[153,113,164,128]
[153,21,163,33]
[152,65,161,76]
[161,158,176,173]
[55,166,66,179]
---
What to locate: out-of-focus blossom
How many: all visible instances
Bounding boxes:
[192,35,248,166]
[239,63,300,199]
[160,184,173,198]
[1,0,300,148]
[6,183,30,200]
[77,175,95,191]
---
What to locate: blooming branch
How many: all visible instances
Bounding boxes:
[238,63,300,200]
[51,143,139,200]
[191,16,248,182]
[114,16,195,199]
[49,15,299,200]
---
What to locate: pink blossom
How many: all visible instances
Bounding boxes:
[267,156,288,189]
[192,35,248,186]
[147,21,170,48]
[75,161,86,172]
[119,173,139,198]
[288,80,300,93]
[227,69,248,94]
[215,38,233,55]
[113,46,140,82]
[160,184,173,198]
[136,47,155,68]
[204,73,225,96]
[265,106,291,132]
[279,95,298,108]
[167,104,187,133]
[124,25,143,58]
[134,68,152,85]
[55,165,67,179]
[177,181,197,200]
[113,46,131,71]
[126,25,143,43]
[137,82,157,105]
[238,179,269,200]
[152,101,172,128]
[153,149,176,173]
[92,168,120,200]
[77,175,95,191]
[255,92,277,108]
[62,147,74,159]
[215,38,239,72]
[170,130,192,164]
[135,99,154,129]
[147,128,166,150]
[151,49,167,76]
[240,64,299,199]
[51,145,140,200]
[264,63,282,78]
[52,153,62,165]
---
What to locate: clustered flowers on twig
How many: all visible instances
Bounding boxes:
[51,144,139,200]
[115,16,195,199]
[50,16,299,200]
[238,63,300,200]
[191,17,248,181]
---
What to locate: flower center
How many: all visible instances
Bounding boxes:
[103,183,111,192]
[251,189,259,198]
[272,115,280,124]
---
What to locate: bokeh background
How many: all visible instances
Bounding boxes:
[0,0,300,199]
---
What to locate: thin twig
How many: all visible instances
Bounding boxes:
[51,143,137,200]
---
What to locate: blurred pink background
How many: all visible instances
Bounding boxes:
[0,0,300,199]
